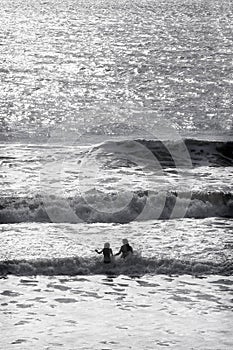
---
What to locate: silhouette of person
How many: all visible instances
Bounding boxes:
[115,239,133,259]
[95,242,113,264]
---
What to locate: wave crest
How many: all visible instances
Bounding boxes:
[95,139,233,167]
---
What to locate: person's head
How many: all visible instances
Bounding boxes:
[122,238,128,245]
[104,242,110,248]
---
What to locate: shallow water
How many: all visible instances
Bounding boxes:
[1,274,233,350]
[0,218,232,278]
[1,218,233,263]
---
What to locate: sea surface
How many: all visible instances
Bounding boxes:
[0,0,233,349]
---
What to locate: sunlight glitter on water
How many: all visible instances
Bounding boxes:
[0,0,233,139]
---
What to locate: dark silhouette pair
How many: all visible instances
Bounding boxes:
[95,239,133,263]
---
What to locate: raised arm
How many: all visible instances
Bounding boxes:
[95,249,103,254]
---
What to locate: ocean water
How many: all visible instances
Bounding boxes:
[0,0,233,349]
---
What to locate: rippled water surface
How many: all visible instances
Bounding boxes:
[0,0,233,139]
[1,274,233,349]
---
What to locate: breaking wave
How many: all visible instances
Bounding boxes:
[0,255,232,277]
[0,191,232,224]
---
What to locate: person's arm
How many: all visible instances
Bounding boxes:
[95,249,103,254]
[114,247,122,256]
[110,249,113,256]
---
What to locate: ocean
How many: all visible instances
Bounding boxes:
[0,0,233,349]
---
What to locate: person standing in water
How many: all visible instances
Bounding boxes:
[95,243,113,264]
[115,239,133,259]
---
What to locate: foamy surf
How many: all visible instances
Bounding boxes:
[1,255,232,277]
[1,190,232,224]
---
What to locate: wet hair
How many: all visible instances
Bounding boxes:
[122,239,128,244]
[104,242,110,248]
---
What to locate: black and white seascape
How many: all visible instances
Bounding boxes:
[0,1,233,349]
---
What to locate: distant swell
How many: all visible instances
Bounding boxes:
[143,139,233,167]
[0,256,232,277]
[0,191,232,224]
[97,138,233,167]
